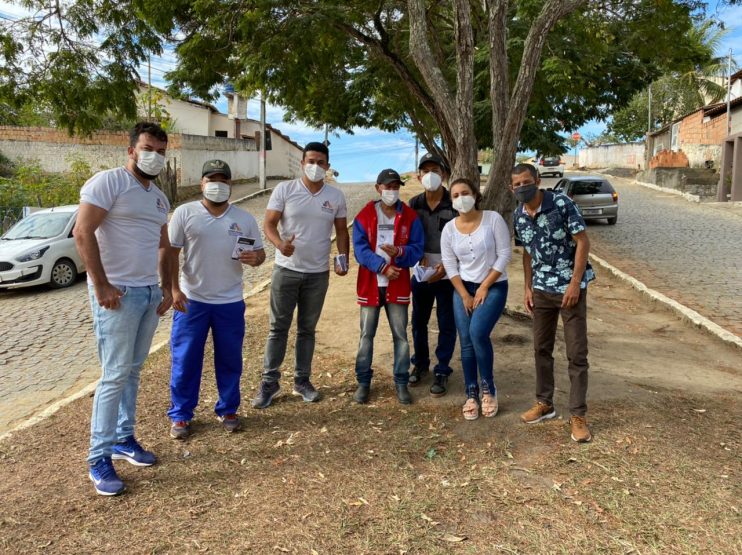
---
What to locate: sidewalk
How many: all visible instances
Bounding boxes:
[0,182,739,553]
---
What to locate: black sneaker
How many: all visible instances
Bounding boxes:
[396,384,412,405]
[430,374,448,397]
[353,384,370,404]
[292,379,321,402]
[251,380,280,409]
[408,366,428,386]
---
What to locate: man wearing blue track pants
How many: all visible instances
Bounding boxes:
[167,160,265,440]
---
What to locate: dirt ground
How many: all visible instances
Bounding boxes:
[0,183,740,554]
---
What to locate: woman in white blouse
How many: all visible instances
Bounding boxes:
[441,178,512,420]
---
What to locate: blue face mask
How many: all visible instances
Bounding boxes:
[514,182,538,203]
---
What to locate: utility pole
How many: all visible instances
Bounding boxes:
[260,92,267,190]
[647,84,652,135]
[324,124,329,146]
[147,55,152,121]
[726,48,733,136]
[414,136,419,170]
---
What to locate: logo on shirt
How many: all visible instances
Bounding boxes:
[228,222,243,236]
[321,200,335,214]
[156,197,168,214]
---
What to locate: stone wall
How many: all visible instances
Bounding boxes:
[638,167,719,198]
[0,126,302,192]
[578,142,645,169]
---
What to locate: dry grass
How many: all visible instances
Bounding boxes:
[0,304,740,555]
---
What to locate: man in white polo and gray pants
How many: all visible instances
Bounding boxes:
[252,141,350,408]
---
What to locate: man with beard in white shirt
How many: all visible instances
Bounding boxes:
[75,122,173,496]
[168,160,266,440]
[252,142,350,409]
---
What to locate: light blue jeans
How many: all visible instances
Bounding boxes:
[87,284,161,464]
[355,289,410,386]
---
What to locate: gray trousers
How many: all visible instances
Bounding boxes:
[262,266,330,383]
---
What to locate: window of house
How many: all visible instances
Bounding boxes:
[215,130,228,138]
[670,122,680,151]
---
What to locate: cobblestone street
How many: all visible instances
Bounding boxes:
[558,174,742,338]
[0,182,374,433]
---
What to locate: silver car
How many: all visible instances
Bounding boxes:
[551,176,619,225]
[0,205,85,289]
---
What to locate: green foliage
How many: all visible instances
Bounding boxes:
[0,149,14,177]
[0,157,91,208]
[607,20,734,141]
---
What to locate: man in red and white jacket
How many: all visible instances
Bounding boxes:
[352,169,424,405]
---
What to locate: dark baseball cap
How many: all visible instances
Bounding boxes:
[202,159,232,179]
[418,152,449,172]
[377,168,403,185]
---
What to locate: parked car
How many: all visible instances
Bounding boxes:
[0,205,85,289]
[538,156,565,178]
[550,176,619,225]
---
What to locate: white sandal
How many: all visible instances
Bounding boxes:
[482,393,498,418]
[463,398,479,421]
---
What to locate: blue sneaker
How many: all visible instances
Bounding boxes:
[88,457,125,496]
[111,436,157,467]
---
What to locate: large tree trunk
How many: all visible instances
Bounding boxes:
[483,0,585,218]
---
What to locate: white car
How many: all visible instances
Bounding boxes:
[537,156,565,178]
[0,205,85,289]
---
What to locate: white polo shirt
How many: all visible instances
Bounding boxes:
[267,178,347,273]
[80,167,169,287]
[169,202,263,304]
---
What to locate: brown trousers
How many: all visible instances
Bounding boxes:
[532,288,589,416]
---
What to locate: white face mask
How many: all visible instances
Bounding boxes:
[136,150,166,176]
[421,172,442,192]
[203,181,231,203]
[381,189,399,206]
[303,163,326,182]
[452,195,476,213]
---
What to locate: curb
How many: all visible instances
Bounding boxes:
[589,253,742,350]
[632,179,701,203]
[0,193,331,444]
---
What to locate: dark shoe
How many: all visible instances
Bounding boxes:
[218,414,241,433]
[396,384,412,405]
[430,374,448,397]
[353,384,370,404]
[170,421,191,440]
[88,457,125,496]
[251,380,280,409]
[292,379,321,402]
[111,436,157,466]
[408,366,428,386]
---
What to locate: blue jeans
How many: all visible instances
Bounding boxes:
[411,277,456,375]
[87,284,162,464]
[452,280,508,398]
[168,299,245,422]
[263,266,330,383]
[355,289,410,386]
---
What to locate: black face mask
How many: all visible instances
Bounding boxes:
[514,182,538,203]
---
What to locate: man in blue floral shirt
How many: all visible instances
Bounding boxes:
[511,163,594,443]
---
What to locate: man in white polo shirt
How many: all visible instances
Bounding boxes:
[75,122,173,496]
[167,160,265,439]
[252,141,349,408]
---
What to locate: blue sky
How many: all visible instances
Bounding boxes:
[1,1,740,182]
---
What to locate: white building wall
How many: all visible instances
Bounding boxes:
[209,113,234,138]
[578,142,646,169]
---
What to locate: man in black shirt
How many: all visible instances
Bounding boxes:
[407,153,457,396]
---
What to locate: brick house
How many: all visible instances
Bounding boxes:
[648,70,742,170]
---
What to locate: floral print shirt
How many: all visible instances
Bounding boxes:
[513,191,595,294]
